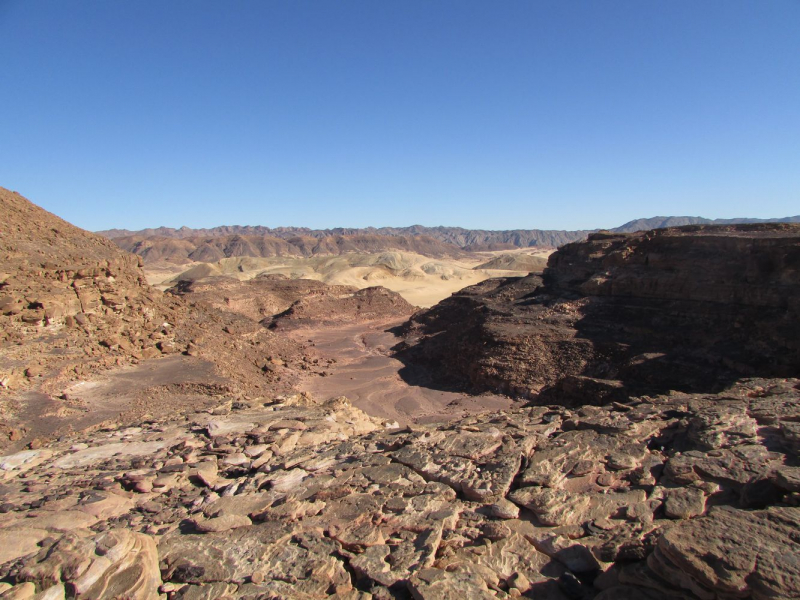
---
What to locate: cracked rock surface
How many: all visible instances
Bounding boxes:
[0,378,797,599]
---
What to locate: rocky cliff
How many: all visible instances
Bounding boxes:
[399,223,800,402]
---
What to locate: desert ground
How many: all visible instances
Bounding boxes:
[145,248,552,307]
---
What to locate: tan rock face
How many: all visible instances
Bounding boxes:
[0,187,317,451]
[1,530,161,600]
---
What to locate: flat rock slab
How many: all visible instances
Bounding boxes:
[53,440,172,469]
[655,506,800,599]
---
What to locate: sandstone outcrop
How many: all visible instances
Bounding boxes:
[269,285,415,330]
[169,275,415,330]
[0,378,797,599]
[167,275,339,322]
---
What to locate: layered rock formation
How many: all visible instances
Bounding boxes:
[399,224,800,402]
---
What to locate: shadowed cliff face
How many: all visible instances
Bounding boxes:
[397,223,800,403]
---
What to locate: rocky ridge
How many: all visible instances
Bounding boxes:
[111,233,469,265]
[399,224,800,401]
[99,216,800,257]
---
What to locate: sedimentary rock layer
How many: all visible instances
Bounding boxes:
[399,224,800,402]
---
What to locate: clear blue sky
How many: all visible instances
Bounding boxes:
[1,1,798,231]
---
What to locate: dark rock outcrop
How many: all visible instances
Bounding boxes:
[269,285,415,330]
[399,224,800,402]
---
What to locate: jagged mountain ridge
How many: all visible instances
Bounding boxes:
[110,232,470,264]
[99,224,593,247]
[99,216,800,265]
[99,215,800,246]
[613,214,800,232]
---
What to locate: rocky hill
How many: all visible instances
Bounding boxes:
[399,223,800,401]
[168,274,415,330]
[473,253,549,272]
[0,186,180,391]
[111,232,469,265]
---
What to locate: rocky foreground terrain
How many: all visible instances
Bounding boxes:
[0,187,798,599]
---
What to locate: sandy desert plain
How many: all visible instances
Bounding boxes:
[144,247,552,308]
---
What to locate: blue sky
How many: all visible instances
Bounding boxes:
[1,1,798,231]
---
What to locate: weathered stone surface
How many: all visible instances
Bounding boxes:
[407,568,496,599]
[0,528,50,565]
[392,431,522,502]
[654,506,800,599]
[191,514,252,533]
[509,486,646,527]
[1,530,161,600]
[159,523,292,584]
[662,487,706,520]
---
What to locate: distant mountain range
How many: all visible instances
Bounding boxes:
[99,215,800,264]
[612,215,800,233]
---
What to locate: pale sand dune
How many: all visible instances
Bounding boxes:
[146,249,553,307]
